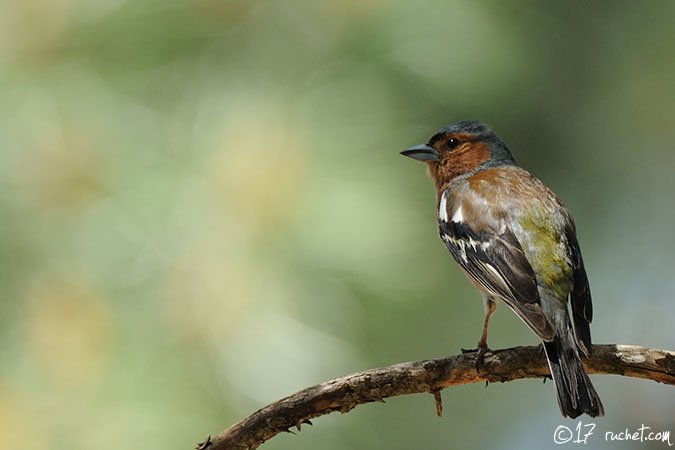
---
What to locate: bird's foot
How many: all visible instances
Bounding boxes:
[475,344,491,372]
[461,342,491,373]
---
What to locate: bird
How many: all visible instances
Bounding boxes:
[400,120,604,418]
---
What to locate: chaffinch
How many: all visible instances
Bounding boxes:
[401,120,603,418]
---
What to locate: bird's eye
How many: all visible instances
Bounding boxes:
[446,138,460,149]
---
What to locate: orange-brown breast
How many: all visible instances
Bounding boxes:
[430,141,491,191]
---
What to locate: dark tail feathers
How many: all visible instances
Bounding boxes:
[543,336,604,418]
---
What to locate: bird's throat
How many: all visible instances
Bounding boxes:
[428,142,492,191]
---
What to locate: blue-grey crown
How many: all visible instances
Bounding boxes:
[441,120,516,166]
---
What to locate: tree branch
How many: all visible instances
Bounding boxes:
[196,344,675,450]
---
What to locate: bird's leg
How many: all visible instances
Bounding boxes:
[475,297,496,369]
[462,297,496,371]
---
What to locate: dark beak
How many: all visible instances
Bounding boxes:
[400,144,439,162]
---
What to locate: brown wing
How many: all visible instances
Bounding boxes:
[439,213,555,341]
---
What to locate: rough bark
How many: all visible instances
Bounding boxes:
[194,344,675,450]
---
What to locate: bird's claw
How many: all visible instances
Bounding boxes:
[461,343,492,373]
[475,345,491,372]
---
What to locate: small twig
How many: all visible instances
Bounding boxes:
[432,390,443,417]
[199,344,675,450]
[195,435,212,450]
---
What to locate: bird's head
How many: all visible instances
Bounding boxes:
[400,120,516,191]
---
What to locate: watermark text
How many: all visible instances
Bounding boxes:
[554,422,672,446]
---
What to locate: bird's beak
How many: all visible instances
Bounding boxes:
[400,144,439,162]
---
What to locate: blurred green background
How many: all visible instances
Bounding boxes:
[1,1,674,449]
